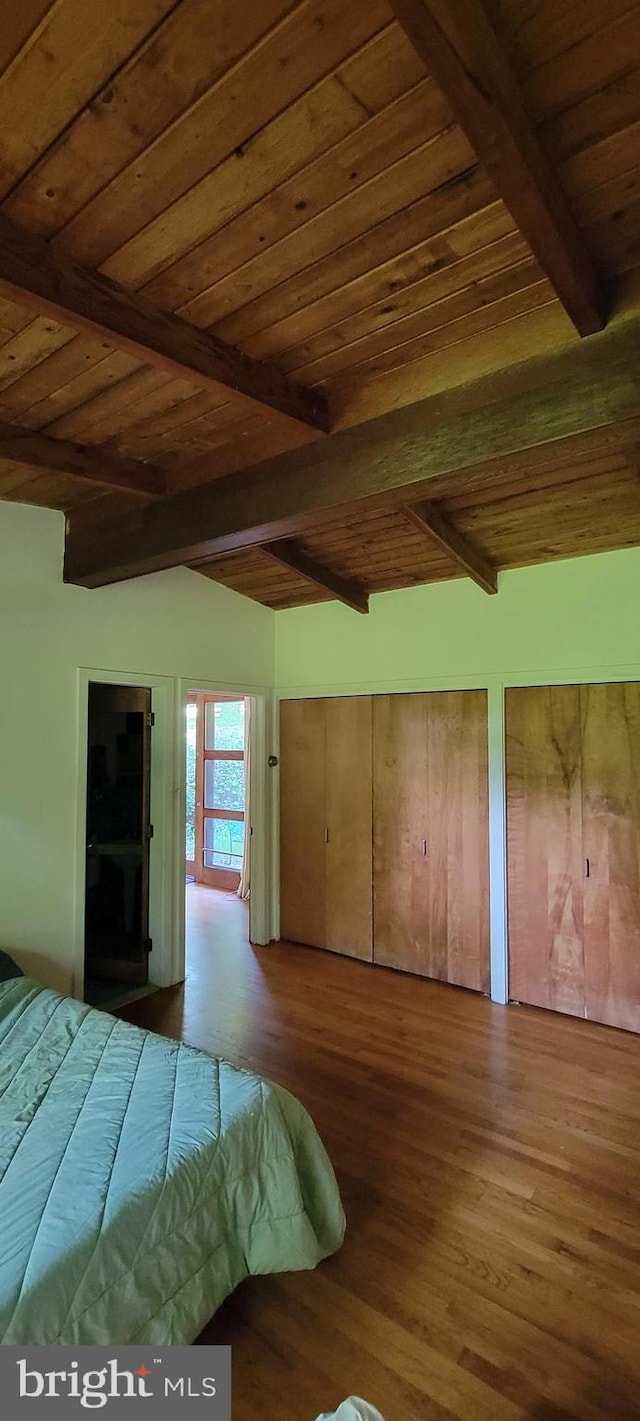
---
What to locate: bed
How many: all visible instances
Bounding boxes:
[0,973,345,1344]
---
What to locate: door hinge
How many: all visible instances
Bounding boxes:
[146,822,154,841]
[145,711,155,728]
[144,936,153,954]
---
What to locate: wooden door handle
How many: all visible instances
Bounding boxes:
[325,827,329,844]
[584,857,590,878]
[421,839,428,856]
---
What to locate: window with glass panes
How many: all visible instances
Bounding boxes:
[185,696,246,883]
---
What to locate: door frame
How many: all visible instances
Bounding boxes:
[188,692,246,892]
[180,680,272,955]
[73,667,178,1000]
[74,670,274,1001]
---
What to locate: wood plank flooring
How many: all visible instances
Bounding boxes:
[121,886,640,1421]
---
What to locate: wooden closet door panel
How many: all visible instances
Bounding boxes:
[506,686,585,1016]
[279,698,326,948]
[581,683,640,1033]
[427,691,490,992]
[373,694,430,974]
[325,697,373,961]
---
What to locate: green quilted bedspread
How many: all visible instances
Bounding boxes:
[0,977,345,1344]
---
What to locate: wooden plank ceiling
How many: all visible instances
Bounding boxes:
[0,0,639,608]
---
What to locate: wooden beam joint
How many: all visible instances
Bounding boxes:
[261,539,369,614]
[0,212,330,433]
[402,499,498,594]
[390,0,607,336]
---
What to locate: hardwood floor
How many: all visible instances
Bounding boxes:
[121,885,640,1421]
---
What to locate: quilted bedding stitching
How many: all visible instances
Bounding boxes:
[0,978,345,1344]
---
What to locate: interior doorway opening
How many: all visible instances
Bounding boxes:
[84,681,153,1007]
[185,693,252,964]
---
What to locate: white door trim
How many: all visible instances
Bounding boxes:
[178,681,274,981]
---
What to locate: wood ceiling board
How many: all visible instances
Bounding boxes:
[518,4,640,126]
[539,67,640,170]
[333,298,572,427]
[0,467,102,509]
[0,294,37,337]
[235,220,526,362]
[54,374,203,447]
[0,334,121,421]
[572,166,640,233]
[42,0,392,271]
[4,0,301,238]
[0,0,175,199]
[324,21,426,112]
[0,1,55,78]
[297,516,454,568]
[390,0,606,335]
[63,299,640,587]
[442,452,631,511]
[0,318,74,393]
[584,201,640,279]
[146,163,497,332]
[560,118,640,204]
[484,0,635,77]
[320,546,450,574]
[229,200,517,362]
[44,367,178,443]
[164,420,318,489]
[299,507,437,547]
[9,352,146,435]
[291,271,554,387]
[111,391,235,462]
[0,214,329,432]
[133,75,454,313]
[459,474,640,564]
[99,62,445,294]
[322,282,556,390]
[180,129,479,334]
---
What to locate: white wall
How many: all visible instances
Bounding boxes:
[0,503,275,993]
[276,548,640,692]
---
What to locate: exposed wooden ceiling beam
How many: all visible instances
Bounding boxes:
[0,212,329,433]
[0,421,166,497]
[402,500,497,593]
[63,304,640,588]
[261,540,369,614]
[389,0,607,337]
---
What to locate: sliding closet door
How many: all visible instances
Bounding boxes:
[279,699,326,948]
[325,696,373,961]
[506,686,586,1016]
[373,694,430,975]
[373,690,489,987]
[427,690,490,992]
[581,683,640,1032]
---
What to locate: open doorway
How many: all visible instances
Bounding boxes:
[84,681,153,1007]
[185,694,251,966]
